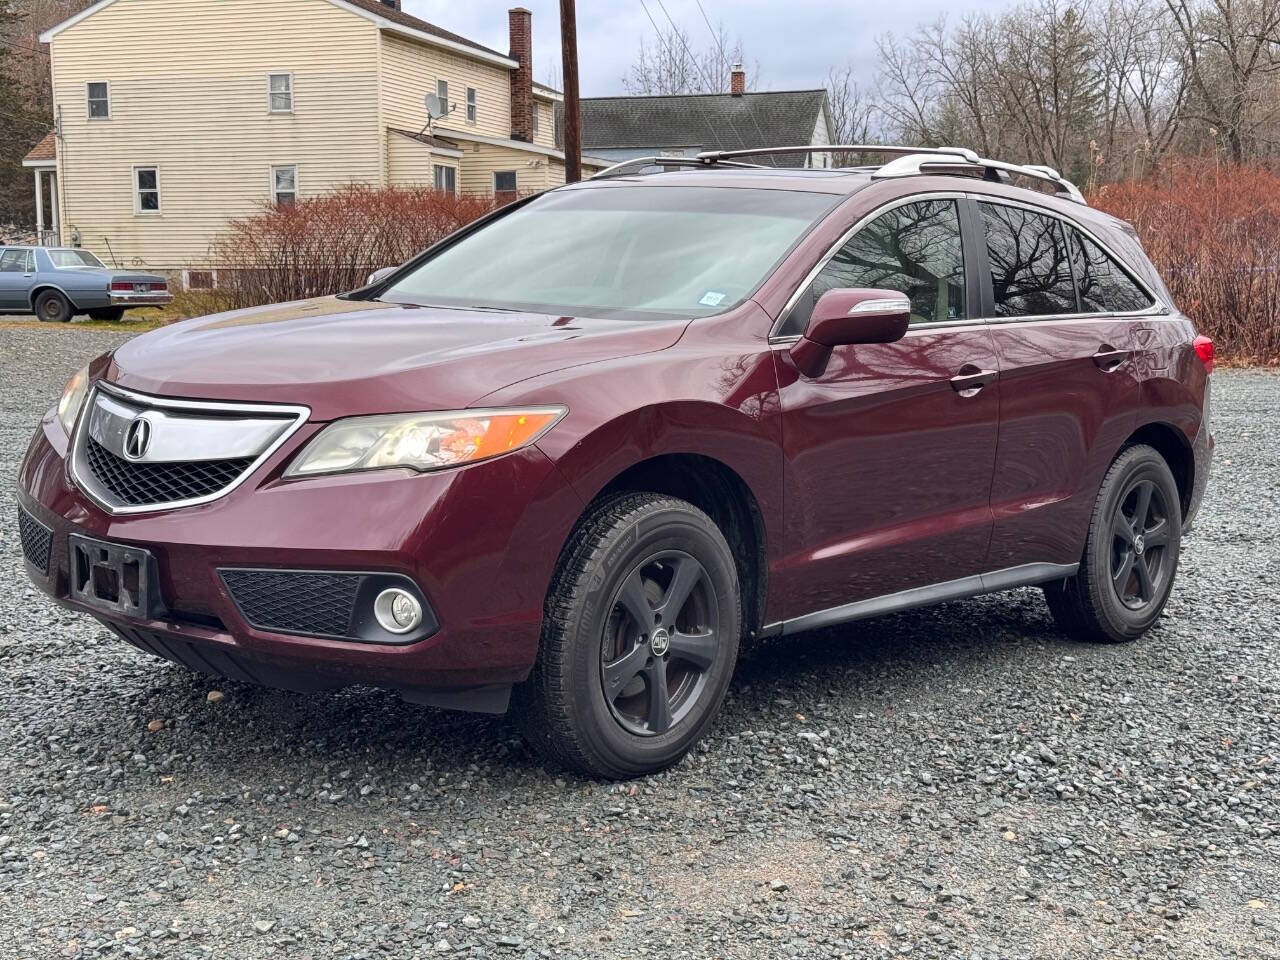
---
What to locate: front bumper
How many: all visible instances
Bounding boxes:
[17,408,583,710]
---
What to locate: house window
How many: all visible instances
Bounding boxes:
[134,166,160,213]
[272,165,298,206]
[433,164,457,194]
[436,79,449,114]
[494,170,517,203]
[268,73,293,113]
[466,87,477,123]
[87,82,109,119]
[532,103,540,136]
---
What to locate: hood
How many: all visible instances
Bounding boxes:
[105,296,687,420]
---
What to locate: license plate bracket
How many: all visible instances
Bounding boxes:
[69,534,161,619]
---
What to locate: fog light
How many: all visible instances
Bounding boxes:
[373,587,422,634]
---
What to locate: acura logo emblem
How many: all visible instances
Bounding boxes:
[123,416,152,460]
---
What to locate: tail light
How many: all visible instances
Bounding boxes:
[1193,335,1214,374]
[110,280,166,292]
[110,281,133,292]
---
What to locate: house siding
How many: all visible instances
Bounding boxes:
[458,142,562,196]
[380,33,513,143]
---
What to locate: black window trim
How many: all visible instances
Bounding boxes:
[769,190,1167,343]
[966,194,1164,323]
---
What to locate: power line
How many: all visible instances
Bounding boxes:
[637,0,725,158]
[689,0,778,166]
[651,0,752,154]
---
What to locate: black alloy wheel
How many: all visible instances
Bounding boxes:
[1045,443,1183,643]
[601,551,720,736]
[514,492,741,779]
[1110,476,1176,610]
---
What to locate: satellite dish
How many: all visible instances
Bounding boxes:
[424,93,445,119]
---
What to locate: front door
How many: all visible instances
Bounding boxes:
[0,248,35,310]
[772,196,1001,621]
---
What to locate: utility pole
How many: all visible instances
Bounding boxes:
[560,0,582,183]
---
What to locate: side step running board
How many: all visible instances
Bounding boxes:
[761,562,1078,638]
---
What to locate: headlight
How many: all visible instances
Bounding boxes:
[57,365,91,436]
[285,406,567,478]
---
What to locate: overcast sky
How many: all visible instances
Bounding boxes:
[403,0,1018,96]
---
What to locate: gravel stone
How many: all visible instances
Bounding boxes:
[1,328,1277,959]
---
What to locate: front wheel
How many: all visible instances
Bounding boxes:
[513,493,741,779]
[1044,444,1182,643]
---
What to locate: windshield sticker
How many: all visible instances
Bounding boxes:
[699,291,727,307]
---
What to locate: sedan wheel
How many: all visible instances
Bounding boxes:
[514,492,741,779]
[34,290,73,324]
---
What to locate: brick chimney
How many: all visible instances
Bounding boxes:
[509,7,534,142]
[730,63,745,96]
[378,0,401,10]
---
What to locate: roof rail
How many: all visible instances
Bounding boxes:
[591,155,767,179]
[695,144,980,164]
[874,153,1086,204]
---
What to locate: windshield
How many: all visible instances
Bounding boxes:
[381,185,836,320]
[48,249,106,268]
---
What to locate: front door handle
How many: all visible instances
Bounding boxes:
[1092,345,1130,371]
[950,365,998,397]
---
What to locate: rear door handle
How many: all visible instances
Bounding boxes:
[950,366,998,397]
[1092,346,1130,371]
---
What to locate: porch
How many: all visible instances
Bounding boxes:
[22,131,60,246]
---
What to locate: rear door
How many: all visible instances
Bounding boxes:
[0,248,35,310]
[772,195,1001,620]
[973,197,1151,570]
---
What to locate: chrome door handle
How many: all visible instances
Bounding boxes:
[1092,346,1130,371]
[950,366,998,397]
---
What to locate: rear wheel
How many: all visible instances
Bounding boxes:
[34,290,73,323]
[88,307,126,322]
[1044,444,1182,643]
[513,493,741,779]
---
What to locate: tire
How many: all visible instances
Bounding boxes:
[513,492,742,779]
[34,290,73,323]
[88,307,126,322]
[1044,444,1182,643]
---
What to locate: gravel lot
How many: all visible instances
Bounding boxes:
[1,326,1277,960]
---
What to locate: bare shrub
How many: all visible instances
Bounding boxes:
[1090,160,1280,364]
[207,186,502,310]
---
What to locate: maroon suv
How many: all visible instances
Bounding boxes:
[17,147,1212,778]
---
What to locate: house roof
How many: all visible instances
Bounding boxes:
[22,131,57,166]
[388,127,464,157]
[575,90,831,166]
[340,0,507,62]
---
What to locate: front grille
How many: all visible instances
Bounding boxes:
[17,506,52,574]
[85,436,253,508]
[221,569,362,638]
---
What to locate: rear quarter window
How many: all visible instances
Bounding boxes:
[1069,229,1155,313]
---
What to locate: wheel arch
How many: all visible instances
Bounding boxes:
[28,283,77,311]
[589,452,769,639]
[1124,420,1194,520]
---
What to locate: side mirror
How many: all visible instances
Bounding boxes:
[367,266,397,286]
[789,288,911,377]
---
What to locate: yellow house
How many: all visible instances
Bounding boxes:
[29,0,588,274]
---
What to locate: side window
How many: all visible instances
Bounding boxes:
[1070,229,1154,313]
[0,249,29,272]
[980,202,1077,317]
[779,199,967,337]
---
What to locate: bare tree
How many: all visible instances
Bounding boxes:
[1165,0,1280,162]
[825,64,880,162]
[622,19,758,95]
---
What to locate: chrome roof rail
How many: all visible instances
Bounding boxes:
[590,155,767,179]
[695,144,980,164]
[874,152,1087,205]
